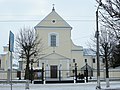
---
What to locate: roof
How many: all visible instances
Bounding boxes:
[34,8,72,29]
[83,49,96,56]
[81,64,94,70]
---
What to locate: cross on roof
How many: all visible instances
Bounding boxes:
[52,4,55,11]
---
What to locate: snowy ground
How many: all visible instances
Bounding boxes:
[0,81,120,90]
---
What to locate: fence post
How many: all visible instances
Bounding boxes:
[75,63,77,83]
[7,69,10,83]
[59,69,61,81]
[42,63,45,84]
[74,76,75,83]
[59,64,62,81]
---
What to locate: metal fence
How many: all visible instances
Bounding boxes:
[0,69,120,83]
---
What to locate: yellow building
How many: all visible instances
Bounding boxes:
[34,7,96,79]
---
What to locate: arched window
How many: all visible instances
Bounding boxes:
[51,34,56,47]
[48,32,59,47]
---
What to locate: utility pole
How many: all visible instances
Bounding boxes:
[105,43,110,87]
[96,9,101,89]
[95,1,102,89]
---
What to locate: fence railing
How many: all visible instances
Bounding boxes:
[0,69,120,83]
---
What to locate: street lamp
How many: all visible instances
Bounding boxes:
[85,59,88,83]
[95,1,102,89]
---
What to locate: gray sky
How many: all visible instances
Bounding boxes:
[0,0,97,53]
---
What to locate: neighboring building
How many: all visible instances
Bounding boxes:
[0,45,18,71]
[0,46,10,71]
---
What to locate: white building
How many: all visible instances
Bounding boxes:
[33,7,98,79]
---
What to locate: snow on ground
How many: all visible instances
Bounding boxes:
[0,81,120,90]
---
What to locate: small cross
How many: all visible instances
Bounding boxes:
[52,4,55,11]
[53,4,55,7]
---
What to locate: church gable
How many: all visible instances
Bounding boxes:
[40,52,70,60]
[34,8,72,29]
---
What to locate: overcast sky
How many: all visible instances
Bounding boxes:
[0,0,97,53]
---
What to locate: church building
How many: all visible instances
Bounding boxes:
[34,6,96,79]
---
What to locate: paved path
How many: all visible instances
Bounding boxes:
[0,81,120,90]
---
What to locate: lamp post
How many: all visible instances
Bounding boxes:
[85,59,88,83]
[95,1,102,89]
[31,59,34,83]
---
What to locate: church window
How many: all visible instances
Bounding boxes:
[51,35,56,47]
[93,58,95,63]
[51,19,56,24]
[52,20,56,23]
[85,59,87,63]
[48,32,59,47]
[73,59,75,63]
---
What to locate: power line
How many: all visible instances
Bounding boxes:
[0,15,95,17]
[0,19,95,22]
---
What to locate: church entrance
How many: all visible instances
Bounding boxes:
[50,65,58,78]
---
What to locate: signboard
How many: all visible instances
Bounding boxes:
[9,31,14,52]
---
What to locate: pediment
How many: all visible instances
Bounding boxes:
[81,64,94,71]
[40,52,70,60]
[35,10,72,29]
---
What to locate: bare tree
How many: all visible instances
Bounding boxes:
[89,27,116,65]
[111,41,120,68]
[89,26,116,87]
[96,0,120,19]
[16,27,43,80]
[96,0,120,38]
[100,27,116,86]
[96,0,120,67]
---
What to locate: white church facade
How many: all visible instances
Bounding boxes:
[34,7,98,79]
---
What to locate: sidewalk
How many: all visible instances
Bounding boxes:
[0,81,120,90]
[100,81,120,90]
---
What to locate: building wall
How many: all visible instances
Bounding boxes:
[36,28,72,59]
[0,52,9,71]
[34,9,95,78]
[17,8,120,79]
[83,55,96,69]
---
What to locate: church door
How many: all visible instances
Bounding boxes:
[50,65,58,78]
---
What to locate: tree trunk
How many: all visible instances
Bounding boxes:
[25,57,30,80]
[105,45,109,87]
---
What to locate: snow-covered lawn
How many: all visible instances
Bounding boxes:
[0,81,120,90]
